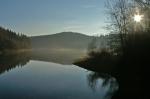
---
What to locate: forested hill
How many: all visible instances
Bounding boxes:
[31,32,96,50]
[0,26,31,53]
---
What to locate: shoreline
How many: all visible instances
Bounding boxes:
[0,49,32,55]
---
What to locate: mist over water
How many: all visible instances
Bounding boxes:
[0,52,118,99]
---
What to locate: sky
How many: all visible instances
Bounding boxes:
[0,0,107,36]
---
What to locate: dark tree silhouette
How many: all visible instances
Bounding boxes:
[0,26,31,53]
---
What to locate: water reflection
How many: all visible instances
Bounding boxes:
[79,62,149,99]
[87,72,118,99]
[0,53,118,99]
[0,55,118,99]
[0,50,82,75]
[31,50,85,64]
[0,51,149,99]
[0,53,30,74]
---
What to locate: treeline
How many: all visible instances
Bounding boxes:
[0,26,31,53]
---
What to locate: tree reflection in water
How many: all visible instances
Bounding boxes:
[0,52,31,75]
[87,71,119,99]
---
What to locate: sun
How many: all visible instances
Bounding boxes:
[134,14,143,22]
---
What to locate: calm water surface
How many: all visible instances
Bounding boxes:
[0,59,118,99]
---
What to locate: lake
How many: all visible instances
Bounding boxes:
[0,54,118,99]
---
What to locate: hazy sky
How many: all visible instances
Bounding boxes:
[0,0,107,36]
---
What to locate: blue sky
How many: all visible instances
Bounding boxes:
[0,0,107,36]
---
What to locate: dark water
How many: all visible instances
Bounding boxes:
[0,54,118,99]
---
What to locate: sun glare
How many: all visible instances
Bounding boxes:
[134,14,143,22]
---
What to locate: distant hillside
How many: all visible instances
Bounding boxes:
[30,32,96,50]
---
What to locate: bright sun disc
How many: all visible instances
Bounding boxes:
[134,14,143,22]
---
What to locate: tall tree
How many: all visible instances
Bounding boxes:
[106,0,150,54]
